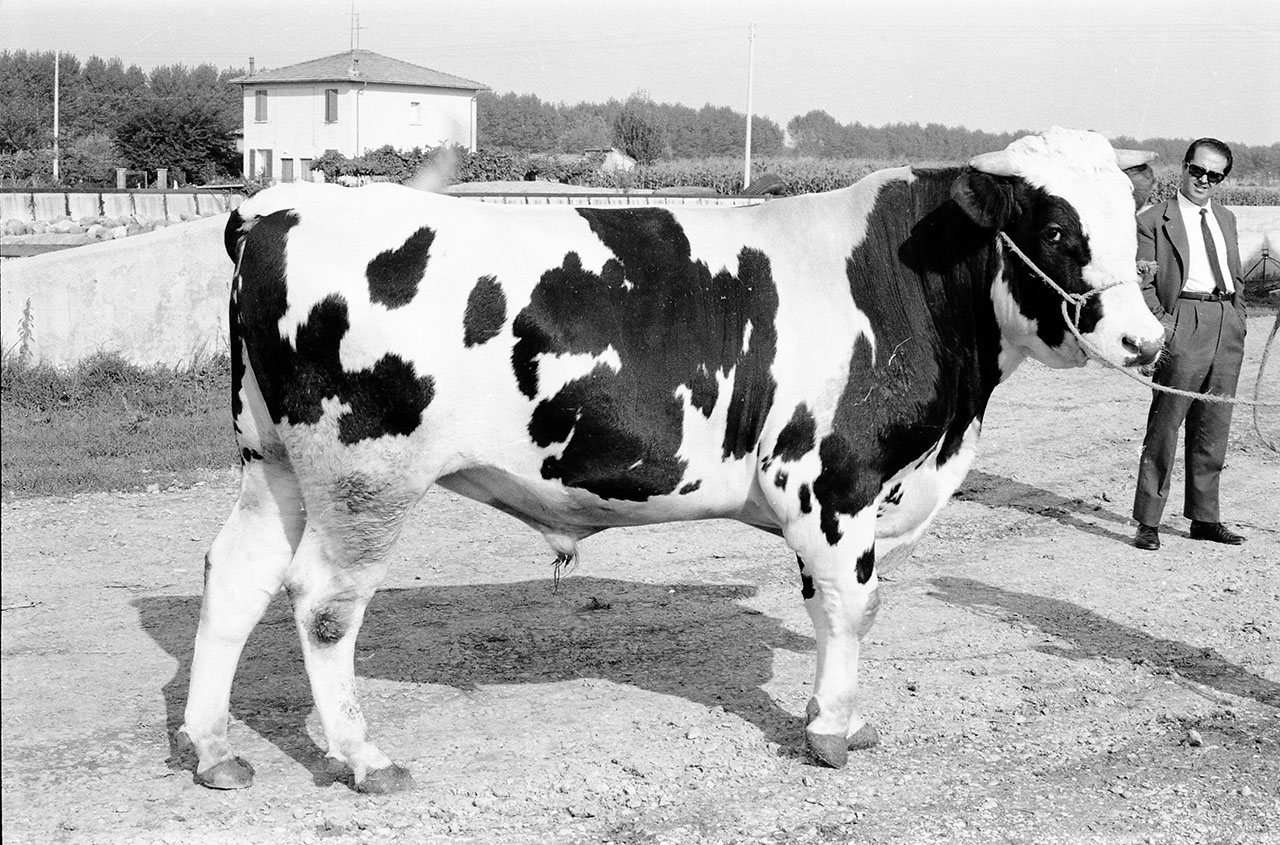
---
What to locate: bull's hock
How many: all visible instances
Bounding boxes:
[1,199,1276,369]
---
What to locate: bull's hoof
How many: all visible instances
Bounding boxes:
[847,722,880,750]
[194,757,255,790]
[806,730,850,768]
[357,764,415,794]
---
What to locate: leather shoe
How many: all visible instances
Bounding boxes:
[1134,524,1160,551]
[1189,521,1245,545]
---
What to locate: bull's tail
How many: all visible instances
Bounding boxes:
[225,208,287,467]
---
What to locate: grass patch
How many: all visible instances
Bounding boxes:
[1,351,238,498]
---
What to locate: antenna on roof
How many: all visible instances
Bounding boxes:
[349,1,364,51]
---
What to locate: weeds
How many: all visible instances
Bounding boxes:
[1,351,238,497]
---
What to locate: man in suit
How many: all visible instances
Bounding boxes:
[1132,138,1248,550]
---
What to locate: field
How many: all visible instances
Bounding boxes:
[1,316,1278,845]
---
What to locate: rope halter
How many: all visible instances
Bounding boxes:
[997,231,1280,412]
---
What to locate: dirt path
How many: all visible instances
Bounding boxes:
[3,316,1278,845]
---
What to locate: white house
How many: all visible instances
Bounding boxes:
[234,49,488,182]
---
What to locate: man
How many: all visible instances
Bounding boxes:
[1132,138,1248,550]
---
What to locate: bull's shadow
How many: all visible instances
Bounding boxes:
[137,577,815,786]
[955,470,1143,544]
[928,576,1280,709]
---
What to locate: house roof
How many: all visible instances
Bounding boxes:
[233,49,487,91]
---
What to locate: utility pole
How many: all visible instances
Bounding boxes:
[53,52,60,182]
[742,23,755,193]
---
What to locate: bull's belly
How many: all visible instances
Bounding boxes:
[435,463,760,539]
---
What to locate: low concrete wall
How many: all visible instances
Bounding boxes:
[1,214,231,366]
[0,190,242,225]
[1,203,1276,369]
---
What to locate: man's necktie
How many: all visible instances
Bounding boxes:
[1200,208,1229,295]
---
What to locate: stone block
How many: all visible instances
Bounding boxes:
[132,193,167,224]
[0,193,34,222]
[32,193,68,223]
[68,193,101,221]
[102,194,134,220]
[165,193,199,222]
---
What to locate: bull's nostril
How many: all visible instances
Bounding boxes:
[1121,335,1163,367]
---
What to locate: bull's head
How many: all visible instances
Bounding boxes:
[951,127,1164,372]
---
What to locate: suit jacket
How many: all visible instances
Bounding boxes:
[1136,198,1247,330]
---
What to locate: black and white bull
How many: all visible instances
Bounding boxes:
[180,127,1163,792]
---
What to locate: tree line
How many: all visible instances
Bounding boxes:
[0,50,243,186]
[2,49,1275,188]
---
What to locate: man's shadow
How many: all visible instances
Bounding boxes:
[138,577,815,787]
[954,469,1171,542]
[928,575,1280,708]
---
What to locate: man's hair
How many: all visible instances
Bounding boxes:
[1183,137,1233,176]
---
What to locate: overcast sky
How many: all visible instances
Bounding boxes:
[2,0,1277,146]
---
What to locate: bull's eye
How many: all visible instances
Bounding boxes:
[1042,226,1064,245]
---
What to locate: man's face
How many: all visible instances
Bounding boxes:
[1180,147,1229,207]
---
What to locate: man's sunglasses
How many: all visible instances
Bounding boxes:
[1185,163,1226,184]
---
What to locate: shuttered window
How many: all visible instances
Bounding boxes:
[254,90,268,122]
[325,89,338,123]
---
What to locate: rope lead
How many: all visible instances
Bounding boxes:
[996,232,1279,413]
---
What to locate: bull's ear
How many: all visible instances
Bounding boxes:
[951,171,1018,230]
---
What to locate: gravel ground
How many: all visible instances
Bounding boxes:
[2,315,1278,844]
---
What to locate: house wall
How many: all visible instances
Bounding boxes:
[240,83,479,180]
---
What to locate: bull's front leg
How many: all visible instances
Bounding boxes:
[790,507,882,768]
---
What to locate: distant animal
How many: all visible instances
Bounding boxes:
[180,127,1163,793]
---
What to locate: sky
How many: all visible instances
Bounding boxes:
[2,0,1278,146]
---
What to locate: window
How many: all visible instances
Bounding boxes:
[409,101,421,125]
[256,149,273,180]
[325,89,338,123]
[254,90,268,122]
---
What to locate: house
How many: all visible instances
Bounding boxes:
[233,49,488,182]
[585,147,636,173]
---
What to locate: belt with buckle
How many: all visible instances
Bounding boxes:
[1178,290,1231,302]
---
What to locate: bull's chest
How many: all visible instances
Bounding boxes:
[871,417,983,567]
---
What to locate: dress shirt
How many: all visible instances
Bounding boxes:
[1176,191,1234,294]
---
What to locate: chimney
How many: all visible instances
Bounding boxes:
[249,56,255,75]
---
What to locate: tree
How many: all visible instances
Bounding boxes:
[0,50,60,153]
[115,101,238,183]
[613,92,665,165]
[61,132,125,186]
[556,111,612,153]
[69,55,150,139]
[786,110,850,158]
[477,90,564,151]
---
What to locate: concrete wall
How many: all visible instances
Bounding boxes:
[1,214,231,366]
[2,203,1277,369]
[0,191,242,224]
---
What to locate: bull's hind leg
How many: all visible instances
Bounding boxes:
[789,508,883,768]
[284,474,423,794]
[180,458,305,788]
